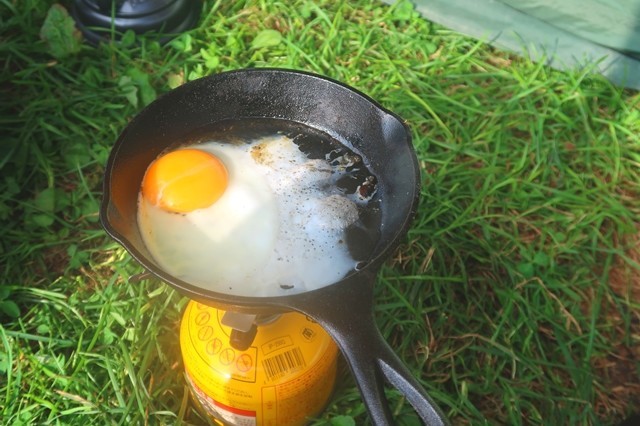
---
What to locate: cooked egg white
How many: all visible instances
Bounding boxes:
[138,134,361,297]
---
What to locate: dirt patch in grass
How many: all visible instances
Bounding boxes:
[593,226,640,422]
[609,226,640,303]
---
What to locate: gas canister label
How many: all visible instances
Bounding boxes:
[187,374,257,426]
[180,302,338,426]
[261,347,306,382]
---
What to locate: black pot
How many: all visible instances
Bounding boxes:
[71,0,200,44]
[100,68,448,425]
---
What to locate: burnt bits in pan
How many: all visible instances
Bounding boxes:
[292,130,381,262]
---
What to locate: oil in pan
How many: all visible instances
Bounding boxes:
[180,301,338,425]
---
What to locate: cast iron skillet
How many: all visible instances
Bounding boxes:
[100,68,448,425]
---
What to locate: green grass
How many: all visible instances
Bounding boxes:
[2,0,639,424]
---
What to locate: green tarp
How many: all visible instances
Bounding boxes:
[387,0,640,90]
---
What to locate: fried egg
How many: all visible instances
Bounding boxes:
[137,134,362,297]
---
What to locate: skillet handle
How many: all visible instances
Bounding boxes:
[295,271,449,426]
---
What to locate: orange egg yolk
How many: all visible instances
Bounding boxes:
[142,149,228,213]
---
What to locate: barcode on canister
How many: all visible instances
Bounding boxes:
[262,347,306,381]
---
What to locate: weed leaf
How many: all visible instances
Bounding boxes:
[0,286,9,300]
[533,252,550,267]
[0,352,9,373]
[35,188,55,213]
[188,64,205,81]
[120,29,136,48]
[0,300,20,319]
[331,415,356,426]
[516,262,535,279]
[391,0,415,21]
[200,48,220,70]
[169,33,192,52]
[31,213,54,228]
[127,68,157,106]
[118,76,139,107]
[251,29,282,49]
[63,142,92,168]
[67,244,89,269]
[37,324,50,334]
[39,4,82,59]
[27,188,56,227]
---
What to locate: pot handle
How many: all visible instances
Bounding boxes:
[294,271,449,426]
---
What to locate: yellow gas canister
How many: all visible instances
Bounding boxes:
[180,301,339,426]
